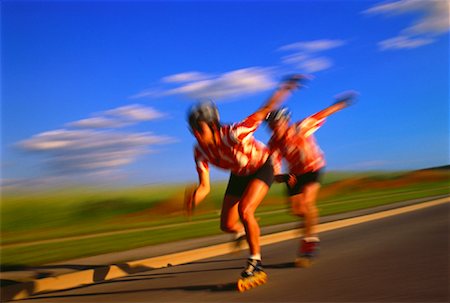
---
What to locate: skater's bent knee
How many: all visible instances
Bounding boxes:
[238,208,256,224]
[292,209,305,217]
[220,222,236,233]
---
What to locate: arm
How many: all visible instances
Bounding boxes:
[270,142,295,184]
[192,169,210,206]
[252,75,305,122]
[310,101,347,121]
[231,76,303,142]
[271,149,286,183]
[297,104,339,138]
[311,90,357,120]
[185,148,211,216]
[184,169,210,216]
[271,149,283,176]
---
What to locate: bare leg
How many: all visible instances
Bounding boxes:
[238,179,270,256]
[221,195,245,234]
[290,182,320,237]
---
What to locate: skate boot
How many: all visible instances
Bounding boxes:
[295,237,320,268]
[237,259,268,292]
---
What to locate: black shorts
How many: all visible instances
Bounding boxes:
[225,159,274,198]
[286,169,324,196]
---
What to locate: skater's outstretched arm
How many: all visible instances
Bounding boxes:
[230,75,305,144]
[311,90,357,121]
[252,75,305,122]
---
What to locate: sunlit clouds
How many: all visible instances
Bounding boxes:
[278,39,347,73]
[20,129,172,172]
[364,0,450,50]
[162,72,212,83]
[132,67,276,101]
[378,36,435,50]
[278,39,346,53]
[131,40,347,101]
[67,104,166,129]
[18,104,174,180]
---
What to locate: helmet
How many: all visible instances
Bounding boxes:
[188,101,220,131]
[265,107,291,125]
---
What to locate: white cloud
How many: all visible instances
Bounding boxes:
[279,39,346,73]
[162,71,212,83]
[167,68,275,100]
[19,129,175,175]
[68,104,166,129]
[20,129,171,151]
[364,0,426,15]
[364,0,449,50]
[67,117,120,129]
[131,40,345,101]
[281,53,310,65]
[298,57,333,73]
[129,88,161,99]
[106,104,166,122]
[379,35,435,50]
[18,104,175,180]
[133,67,276,101]
[278,39,346,52]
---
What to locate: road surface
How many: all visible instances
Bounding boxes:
[20,202,449,302]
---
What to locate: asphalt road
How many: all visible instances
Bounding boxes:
[21,203,449,303]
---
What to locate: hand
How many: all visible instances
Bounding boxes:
[334,90,359,107]
[287,174,297,188]
[184,185,197,218]
[281,74,311,91]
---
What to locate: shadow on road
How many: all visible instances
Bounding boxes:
[18,261,297,301]
[2,258,295,301]
[23,282,239,301]
[0,259,245,301]
[265,262,296,269]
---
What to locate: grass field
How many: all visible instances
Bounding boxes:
[1,169,449,267]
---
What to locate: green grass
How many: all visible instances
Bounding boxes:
[1,170,449,266]
[0,185,184,239]
[1,221,224,266]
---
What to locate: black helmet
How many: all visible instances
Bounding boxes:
[188,101,220,131]
[265,107,291,125]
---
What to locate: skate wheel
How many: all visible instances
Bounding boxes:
[237,279,247,292]
[237,274,268,292]
[255,277,264,286]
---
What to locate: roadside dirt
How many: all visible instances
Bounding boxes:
[120,170,449,217]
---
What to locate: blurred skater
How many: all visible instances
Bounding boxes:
[266,91,357,267]
[185,75,304,283]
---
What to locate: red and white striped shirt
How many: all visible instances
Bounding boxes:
[194,113,269,176]
[269,113,326,175]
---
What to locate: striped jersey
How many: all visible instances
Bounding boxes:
[269,113,326,175]
[194,113,269,176]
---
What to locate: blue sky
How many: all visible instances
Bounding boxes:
[1,0,449,189]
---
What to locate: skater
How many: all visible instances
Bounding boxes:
[266,91,357,267]
[185,75,304,291]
